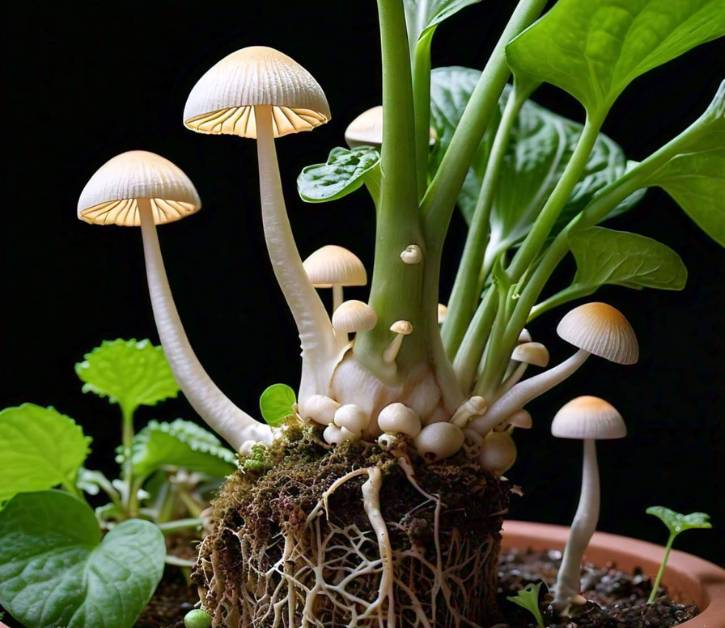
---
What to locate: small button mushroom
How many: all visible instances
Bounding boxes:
[377,403,421,437]
[383,320,413,363]
[300,394,339,425]
[333,404,368,435]
[437,304,448,325]
[414,422,464,462]
[505,409,533,431]
[377,433,398,451]
[478,431,517,475]
[400,244,423,264]
[303,245,367,312]
[332,300,378,334]
[323,423,358,445]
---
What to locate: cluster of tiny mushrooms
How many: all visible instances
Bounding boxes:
[78,46,640,612]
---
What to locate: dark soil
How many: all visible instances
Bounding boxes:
[496,548,699,627]
[136,567,196,628]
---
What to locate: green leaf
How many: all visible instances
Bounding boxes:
[507,582,545,628]
[76,339,179,414]
[569,227,687,292]
[646,506,712,537]
[131,419,237,480]
[404,0,481,45]
[645,81,725,245]
[0,491,165,628]
[0,404,90,504]
[506,0,725,118]
[259,383,297,427]
[297,146,380,203]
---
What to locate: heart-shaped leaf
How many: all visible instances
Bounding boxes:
[259,383,297,427]
[646,506,712,537]
[0,404,90,505]
[507,581,545,628]
[506,0,725,118]
[76,339,179,415]
[569,227,687,291]
[131,419,237,480]
[297,146,380,203]
[0,491,165,628]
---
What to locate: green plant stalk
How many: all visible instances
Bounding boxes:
[442,84,530,358]
[528,284,595,321]
[413,30,434,200]
[158,518,204,535]
[647,533,675,604]
[120,402,137,515]
[354,0,426,382]
[453,289,498,392]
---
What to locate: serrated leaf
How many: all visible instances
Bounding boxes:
[75,339,179,414]
[569,227,687,292]
[0,491,165,628]
[645,82,725,246]
[0,404,90,504]
[131,419,237,480]
[507,582,545,628]
[259,383,297,427]
[646,506,712,536]
[404,0,481,45]
[506,0,725,118]
[297,146,380,203]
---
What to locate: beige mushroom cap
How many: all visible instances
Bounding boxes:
[511,342,550,367]
[184,46,330,139]
[551,396,626,440]
[303,245,367,288]
[332,300,378,333]
[77,151,201,227]
[437,304,449,324]
[557,302,639,365]
[390,320,413,335]
[345,105,436,147]
[507,409,533,429]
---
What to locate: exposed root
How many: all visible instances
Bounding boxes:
[194,429,510,627]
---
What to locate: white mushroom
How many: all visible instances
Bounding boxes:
[377,433,398,450]
[332,300,378,335]
[303,245,367,312]
[344,105,437,148]
[437,304,449,325]
[550,396,627,612]
[503,409,533,431]
[323,423,358,445]
[499,342,550,394]
[383,320,413,364]
[300,394,339,425]
[400,244,423,264]
[414,422,464,462]
[478,431,517,475]
[377,403,421,437]
[333,404,368,435]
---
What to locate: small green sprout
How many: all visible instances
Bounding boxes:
[507,581,545,628]
[259,383,297,426]
[184,608,212,628]
[243,443,273,473]
[646,506,712,604]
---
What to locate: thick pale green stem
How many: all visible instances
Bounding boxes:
[255,105,338,400]
[413,31,433,200]
[442,85,529,357]
[453,289,497,394]
[528,285,595,321]
[354,0,426,382]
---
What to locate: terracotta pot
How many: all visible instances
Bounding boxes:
[502,520,725,628]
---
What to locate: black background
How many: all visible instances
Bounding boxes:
[4,1,723,565]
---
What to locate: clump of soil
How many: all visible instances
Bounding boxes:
[192,426,511,627]
[496,548,699,627]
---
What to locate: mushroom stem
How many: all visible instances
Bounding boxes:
[553,439,600,611]
[254,104,338,401]
[383,334,405,364]
[138,200,263,451]
[470,349,590,434]
[332,284,343,312]
[498,361,528,396]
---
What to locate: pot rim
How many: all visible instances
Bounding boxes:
[502,520,725,628]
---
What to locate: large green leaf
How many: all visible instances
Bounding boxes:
[506,0,725,117]
[569,227,688,291]
[0,404,90,504]
[297,146,380,203]
[645,81,725,245]
[404,0,481,46]
[76,339,179,414]
[0,491,165,628]
[131,419,237,480]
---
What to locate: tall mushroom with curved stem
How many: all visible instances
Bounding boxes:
[550,396,627,612]
[77,150,267,451]
[183,46,336,404]
[471,302,638,434]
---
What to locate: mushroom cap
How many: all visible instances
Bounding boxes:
[507,409,533,429]
[377,403,421,437]
[332,300,378,333]
[77,151,201,227]
[551,396,626,440]
[299,394,339,426]
[518,328,532,343]
[511,342,550,367]
[303,245,367,288]
[184,46,330,139]
[333,404,368,434]
[557,302,639,365]
[390,320,413,335]
[344,105,437,147]
[479,431,517,475]
[414,422,464,462]
[437,304,448,324]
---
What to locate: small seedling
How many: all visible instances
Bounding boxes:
[259,383,297,426]
[646,506,712,604]
[507,581,545,628]
[184,608,212,628]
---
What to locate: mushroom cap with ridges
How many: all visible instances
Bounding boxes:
[303,245,367,288]
[78,151,201,227]
[390,320,413,335]
[184,46,330,139]
[557,302,639,365]
[331,300,378,333]
[345,105,437,147]
[551,396,626,440]
[511,342,550,367]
